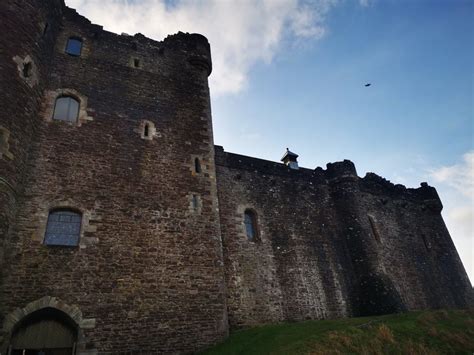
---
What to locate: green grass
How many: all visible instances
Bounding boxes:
[202,310,474,354]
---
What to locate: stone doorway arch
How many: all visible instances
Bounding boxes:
[10,307,76,354]
[1,296,96,355]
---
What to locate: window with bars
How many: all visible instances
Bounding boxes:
[44,210,82,246]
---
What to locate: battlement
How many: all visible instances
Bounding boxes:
[361,172,442,207]
[215,145,441,205]
[62,6,212,75]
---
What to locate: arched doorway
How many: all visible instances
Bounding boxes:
[9,307,77,355]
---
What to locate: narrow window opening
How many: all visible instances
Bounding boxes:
[194,158,202,173]
[139,120,155,140]
[43,23,49,36]
[53,96,80,122]
[192,195,199,210]
[44,209,82,246]
[133,58,140,68]
[368,214,381,243]
[422,234,431,251]
[65,37,83,56]
[244,209,258,241]
[22,62,32,78]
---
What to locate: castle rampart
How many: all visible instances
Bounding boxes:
[215,147,472,328]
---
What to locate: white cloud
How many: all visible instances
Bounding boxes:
[359,0,371,7]
[430,151,474,284]
[431,151,474,199]
[65,0,338,96]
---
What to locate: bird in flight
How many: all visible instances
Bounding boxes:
[365,83,371,87]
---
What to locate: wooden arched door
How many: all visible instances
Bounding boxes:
[10,308,77,355]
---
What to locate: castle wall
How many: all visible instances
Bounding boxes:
[0,0,64,335]
[1,0,472,352]
[1,3,227,353]
[357,174,473,311]
[215,147,472,328]
[215,148,353,328]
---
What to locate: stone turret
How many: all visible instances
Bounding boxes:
[327,160,406,316]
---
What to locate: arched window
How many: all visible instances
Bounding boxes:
[65,37,82,56]
[194,158,202,173]
[53,96,79,122]
[244,209,258,241]
[139,120,155,140]
[44,209,82,246]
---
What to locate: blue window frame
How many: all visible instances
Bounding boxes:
[65,37,82,56]
[44,210,82,246]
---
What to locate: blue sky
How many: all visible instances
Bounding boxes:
[67,0,473,282]
[213,0,472,168]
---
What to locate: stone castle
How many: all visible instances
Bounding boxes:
[0,1,472,353]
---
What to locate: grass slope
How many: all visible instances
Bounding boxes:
[203,310,473,354]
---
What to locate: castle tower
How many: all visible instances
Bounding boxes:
[0,0,64,337]
[326,161,406,316]
[0,1,227,353]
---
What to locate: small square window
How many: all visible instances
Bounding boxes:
[65,37,83,56]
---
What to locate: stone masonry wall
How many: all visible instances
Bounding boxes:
[215,147,353,328]
[358,174,473,311]
[215,146,472,329]
[1,0,472,352]
[1,3,227,353]
[0,0,64,339]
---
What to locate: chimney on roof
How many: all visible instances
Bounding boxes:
[281,148,299,170]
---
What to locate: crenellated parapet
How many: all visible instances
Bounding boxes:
[215,147,445,208]
[60,7,212,77]
[326,160,358,183]
[361,172,443,212]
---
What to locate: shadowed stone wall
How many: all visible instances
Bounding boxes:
[215,147,472,329]
[1,1,227,353]
[0,0,64,347]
